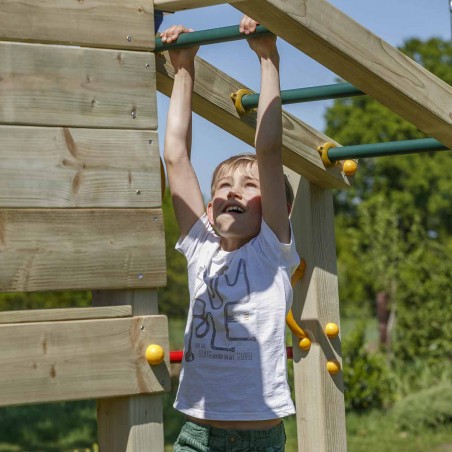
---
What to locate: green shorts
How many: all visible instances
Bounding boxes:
[174,420,286,452]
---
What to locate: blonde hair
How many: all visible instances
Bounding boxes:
[210,153,294,206]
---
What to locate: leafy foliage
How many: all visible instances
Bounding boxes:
[342,324,395,412]
[391,384,452,432]
[327,38,452,363]
[393,223,452,364]
[0,401,97,451]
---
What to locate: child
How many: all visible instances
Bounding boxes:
[162,15,300,452]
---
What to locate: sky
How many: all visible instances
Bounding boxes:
[156,0,451,197]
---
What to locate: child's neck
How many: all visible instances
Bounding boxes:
[220,237,248,252]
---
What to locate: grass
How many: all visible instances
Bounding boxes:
[346,411,452,452]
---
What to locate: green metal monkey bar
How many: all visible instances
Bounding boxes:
[241,83,363,108]
[155,25,365,105]
[155,23,449,162]
[326,138,449,162]
[155,24,272,51]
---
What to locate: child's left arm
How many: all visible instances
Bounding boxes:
[241,16,291,244]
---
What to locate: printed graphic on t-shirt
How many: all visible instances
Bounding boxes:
[185,258,257,363]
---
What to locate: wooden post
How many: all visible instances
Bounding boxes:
[93,289,165,452]
[288,170,347,451]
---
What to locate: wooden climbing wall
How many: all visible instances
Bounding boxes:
[0,0,166,291]
[0,1,170,450]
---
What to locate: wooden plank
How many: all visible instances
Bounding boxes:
[0,314,170,407]
[288,169,347,451]
[0,127,161,208]
[0,209,166,292]
[235,0,452,149]
[156,52,349,190]
[93,290,165,452]
[0,305,132,324]
[97,395,165,452]
[0,0,155,50]
[0,42,156,129]
[154,0,243,12]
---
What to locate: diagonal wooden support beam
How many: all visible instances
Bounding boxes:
[154,0,243,12]
[234,0,452,149]
[156,52,349,189]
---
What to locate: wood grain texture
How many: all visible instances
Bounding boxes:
[0,305,132,324]
[288,169,347,452]
[154,0,244,12]
[0,0,155,50]
[235,0,452,149]
[93,290,165,452]
[156,52,349,190]
[0,209,166,292]
[0,127,161,208]
[97,395,164,452]
[0,314,170,407]
[0,42,156,129]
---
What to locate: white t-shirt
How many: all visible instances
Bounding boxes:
[174,214,300,420]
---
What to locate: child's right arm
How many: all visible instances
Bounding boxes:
[162,26,206,238]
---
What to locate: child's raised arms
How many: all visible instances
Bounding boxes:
[241,16,291,244]
[162,26,205,239]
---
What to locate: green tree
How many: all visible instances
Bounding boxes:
[394,219,452,364]
[325,37,452,360]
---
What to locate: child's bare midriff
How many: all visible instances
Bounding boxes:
[187,416,282,430]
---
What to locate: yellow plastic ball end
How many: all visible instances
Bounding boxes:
[145,344,165,366]
[327,360,341,375]
[325,322,340,338]
[343,160,358,176]
[299,337,311,350]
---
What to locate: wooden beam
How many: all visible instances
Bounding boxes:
[0,314,170,407]
[0,127,161,208]
[154,0,243,12]
[235,0,452,149]
[0,209,166,292]
[156,52,349,189]
[288,169,347,451]
[0,305,132,324]
[93,290,165,452]
[0,42,156,129]
[0,0,155,50]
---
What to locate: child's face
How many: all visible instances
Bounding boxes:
[207,163,262,251]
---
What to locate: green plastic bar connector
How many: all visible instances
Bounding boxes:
[327,138,449,162]
[155,24,272,52]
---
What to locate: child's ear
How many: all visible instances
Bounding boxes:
[206,201,215,225]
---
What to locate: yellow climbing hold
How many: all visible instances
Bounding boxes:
[145,344,165,366]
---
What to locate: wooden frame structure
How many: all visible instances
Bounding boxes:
[0,0,450,450]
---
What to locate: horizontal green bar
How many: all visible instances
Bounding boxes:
[241,83,364,107]
[155,24,272,52]
[327,138,449,161]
